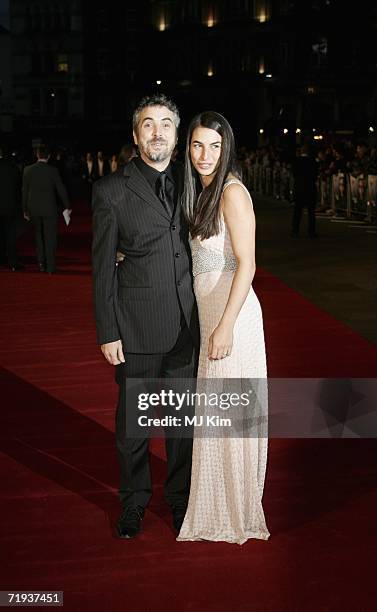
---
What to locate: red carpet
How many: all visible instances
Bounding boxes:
[1,203,377,611]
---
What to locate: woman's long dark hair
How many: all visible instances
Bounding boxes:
[182,111,240,239]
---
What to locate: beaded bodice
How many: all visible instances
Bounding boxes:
[190,222,237,277]
[190,180,249,277]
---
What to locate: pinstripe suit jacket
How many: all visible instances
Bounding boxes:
[92,159,199,353]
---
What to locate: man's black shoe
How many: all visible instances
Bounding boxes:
[172,503,187,533]
[116,505,145,539]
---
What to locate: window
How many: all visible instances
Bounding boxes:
[31,6,42,31]
[30,89,41,115]
[202,2,217,27]
[98,95,111,120]
[44,50,55,74]
[45,89,56,116]
[281,42,289,68]
[97,50,111,78]
[254,0,271,23]
[31,49,41,75]
[97,8,109,33]
[57,90,68,116]
[57,54,69,73]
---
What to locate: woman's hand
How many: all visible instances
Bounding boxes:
[208,323,233,360]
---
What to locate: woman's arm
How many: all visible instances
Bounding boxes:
[208,183,256,360]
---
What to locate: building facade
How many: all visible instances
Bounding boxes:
[0,25,13,133]
[10,0,85,143]
[7,0,377,148]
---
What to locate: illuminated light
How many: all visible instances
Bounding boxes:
[57,54,69,73]
[255,1,270,23]
[259,128,264,134]
[258,57,265,74]
[314,135,323,140]
[156,80,162,85]
[206,15,215,27]
[369,126,374,133]
[265,73,272,78]
[158,17,166,31]
[312,128,316,132]
[50,92,55,98]
[296,128,301,134]
[283,128,288,134]
[207,63,214,77]
[307,86,315,94]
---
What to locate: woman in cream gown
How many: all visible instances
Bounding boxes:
[177,111,270,545]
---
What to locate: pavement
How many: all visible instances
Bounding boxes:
[254,193,377,346]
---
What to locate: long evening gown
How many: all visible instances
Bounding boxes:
[177,179,270,545]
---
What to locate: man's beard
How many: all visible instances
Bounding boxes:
[139,138,174,162]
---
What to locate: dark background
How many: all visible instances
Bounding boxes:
[0,0,376,154]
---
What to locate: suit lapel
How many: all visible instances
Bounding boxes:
[123,161,171,221]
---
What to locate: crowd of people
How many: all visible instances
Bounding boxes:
[239,139,377,204]
[1,136,376,273]
[0,142,139,272]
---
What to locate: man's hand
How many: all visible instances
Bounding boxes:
[101,340,125,365]
[116,251,125,263]
[23,212,30,221]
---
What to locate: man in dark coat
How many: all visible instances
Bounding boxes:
[291,143,318,238]
[0,147,22,270]
[92,94,199,539]
[23,145,70,273]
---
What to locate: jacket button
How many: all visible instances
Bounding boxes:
[175,253,180,258]
[171,224,177,230]
[177,280,182,286]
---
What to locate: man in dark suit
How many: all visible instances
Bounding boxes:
[0,147,22,271]
[291,143,318,238]
[92,94,199,539]
[23,145,71,273]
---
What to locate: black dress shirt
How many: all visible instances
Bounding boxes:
[133,156,176,213]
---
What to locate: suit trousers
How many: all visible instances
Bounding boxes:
[115,314,198,510]
[292,195,316,237]
[31,215,58,272]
